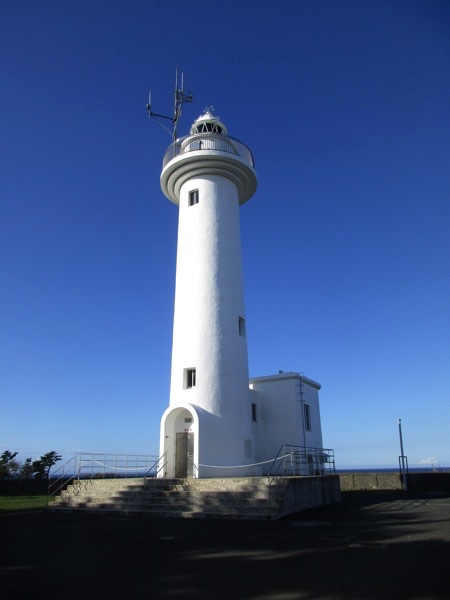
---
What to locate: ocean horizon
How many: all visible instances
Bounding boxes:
[337,467,450,474]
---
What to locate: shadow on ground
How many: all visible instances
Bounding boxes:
[1,491,450,599]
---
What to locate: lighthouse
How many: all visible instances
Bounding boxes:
[159,109,257,478]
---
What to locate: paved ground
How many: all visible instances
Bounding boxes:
[1,491,450,599]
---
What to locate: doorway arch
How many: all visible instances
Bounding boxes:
[159,404,199,478]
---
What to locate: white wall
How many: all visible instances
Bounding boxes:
[162,173,254,476]
[249,373,323,469]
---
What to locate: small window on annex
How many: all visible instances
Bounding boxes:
[238,316,246,337]
[251,403,258,422]
[188,189,199,206]
[184,368,196,389]
[303,403,311,431]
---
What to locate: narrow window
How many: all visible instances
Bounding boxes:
[238,316,246,337]
[184,368,196,389]
[303,403,311,431]
[188,190,199,206]
[251,403,258,422]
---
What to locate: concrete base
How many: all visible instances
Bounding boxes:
[275,475,341,517]
[49,475,341,520]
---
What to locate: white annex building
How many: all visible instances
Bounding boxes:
[159,110,324,479]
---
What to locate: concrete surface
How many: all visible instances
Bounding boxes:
[1,490,450,599]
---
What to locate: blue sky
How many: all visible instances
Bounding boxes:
[1,0,448,470]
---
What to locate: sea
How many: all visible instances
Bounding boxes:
[337,467,450,474]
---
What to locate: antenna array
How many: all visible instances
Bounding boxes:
[146,67,193,140]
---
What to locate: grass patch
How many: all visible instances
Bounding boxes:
[0,495,48,512]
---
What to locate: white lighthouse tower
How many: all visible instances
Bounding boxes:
[159,109,257,478]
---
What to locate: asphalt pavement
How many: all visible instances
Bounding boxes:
[1,490,449,599]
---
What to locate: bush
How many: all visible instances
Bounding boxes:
[0,450,62,480]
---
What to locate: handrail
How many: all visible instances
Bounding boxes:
[76,453,160,480]
[48,452,161,498]
[144,451,167,479]
[162,133,255,169]
[398,454,409,491]
[48,454,78,498]
[49,448,335,499]
[268,445,290,485]
[268,445,336,485]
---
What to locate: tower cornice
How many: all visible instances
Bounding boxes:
[160,133,257,205]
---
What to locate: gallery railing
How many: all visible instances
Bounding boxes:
[162,133,255,169]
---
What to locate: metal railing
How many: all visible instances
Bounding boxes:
[49,452,161,498]
[49,448,335,497]
[268,445,335,485]
[162,133,255,169]
[398,454,409,491]
[146,451,167,480]
[48,454,78,498]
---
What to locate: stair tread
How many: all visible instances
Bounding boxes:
[49,477,287,520]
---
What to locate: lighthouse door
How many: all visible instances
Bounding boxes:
[175,432,194,478]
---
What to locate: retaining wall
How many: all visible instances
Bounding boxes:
[339,472,450,492]
[278,475,341,516]
[339,472,402,491]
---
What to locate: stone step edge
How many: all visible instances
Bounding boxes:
[47,506,273,520]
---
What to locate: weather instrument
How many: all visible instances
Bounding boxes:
[146,67,193,141]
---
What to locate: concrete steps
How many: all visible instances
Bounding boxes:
[49,475,341,519]
[49,477,283,520]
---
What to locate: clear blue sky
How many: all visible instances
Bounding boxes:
[1,0,448,470]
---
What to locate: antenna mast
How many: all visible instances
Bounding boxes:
[146,67,193,140]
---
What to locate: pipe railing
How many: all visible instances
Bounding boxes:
[145,451,167,480]
[163,133,255,169]
[48,454,78,498]
[49,447,335,497]
[48,452,161,498]
[268,445,335,485]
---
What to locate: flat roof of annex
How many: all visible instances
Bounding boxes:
[249,372,321,391]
